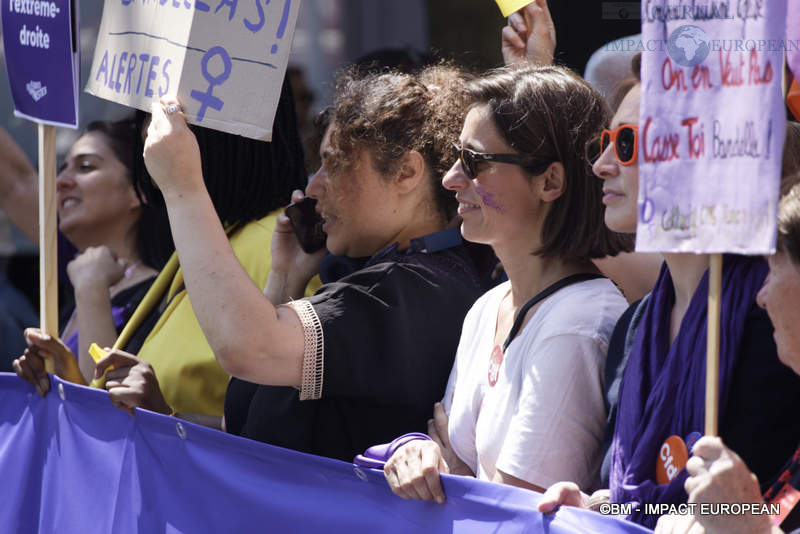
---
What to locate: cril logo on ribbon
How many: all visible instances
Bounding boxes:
[86,0,300,141]
[26,81,48,102]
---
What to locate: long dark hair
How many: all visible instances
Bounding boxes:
[85,116,165,270]
[132,76,308,268]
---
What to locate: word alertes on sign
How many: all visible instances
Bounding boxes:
[1,0,79,127]
[636,0,787,254]
[86,0,300,141]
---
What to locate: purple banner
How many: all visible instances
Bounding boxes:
[0,374,651,533]
[1,0,79,128]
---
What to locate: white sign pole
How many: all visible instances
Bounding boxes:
[37,124,58,360]
[704,253,722,436]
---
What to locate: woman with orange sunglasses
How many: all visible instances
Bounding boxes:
[537,57,800,530]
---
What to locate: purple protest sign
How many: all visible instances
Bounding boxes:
[637,1,787,254]
[1,0,79,128]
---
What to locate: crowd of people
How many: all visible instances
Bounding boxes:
[3,0,800,532]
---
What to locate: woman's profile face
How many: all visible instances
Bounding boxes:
[442,105,544,248]
[593,85,640,234]
[757,250,800,375]
[305,125,403,257]
[56,132,140,246]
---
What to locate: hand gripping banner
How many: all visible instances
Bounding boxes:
[0,373,650,534]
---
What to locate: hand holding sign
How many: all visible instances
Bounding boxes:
[143,100,203,200]
[683,436,772,534]
[12,328,86,396]
[500,0,556,68]
[95,349,173,416]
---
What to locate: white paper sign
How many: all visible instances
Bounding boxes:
[637,0,788,254]
[86,0,301,141]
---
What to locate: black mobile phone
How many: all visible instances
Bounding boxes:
[284,198,327,254]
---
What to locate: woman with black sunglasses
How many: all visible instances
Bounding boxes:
[538,59,800,530]
[381,66,631,502]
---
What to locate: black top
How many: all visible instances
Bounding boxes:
[721,304,800,494]
[225,242,483,462]
[600,298,800,493]
[59,277,154,340]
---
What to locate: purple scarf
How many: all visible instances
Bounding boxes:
[609,255,768,528]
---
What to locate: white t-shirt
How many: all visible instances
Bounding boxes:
[442,278,627,490]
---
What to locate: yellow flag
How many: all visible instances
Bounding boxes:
[495,0,534,17]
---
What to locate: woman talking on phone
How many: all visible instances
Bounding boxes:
[142,65,484,460]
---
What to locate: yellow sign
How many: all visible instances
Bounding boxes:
[495,0,534,17]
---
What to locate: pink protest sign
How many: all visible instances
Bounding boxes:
[637,1,789,254]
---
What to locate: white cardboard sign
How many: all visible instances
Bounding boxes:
[86,0,300,141]
[636,0,788,254]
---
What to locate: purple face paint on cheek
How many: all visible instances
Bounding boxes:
[474,184,504,213]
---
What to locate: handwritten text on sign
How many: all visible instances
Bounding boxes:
[636,0,787,254]
[86,0,300,141]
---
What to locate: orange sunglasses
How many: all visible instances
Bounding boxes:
[600,124,639,166]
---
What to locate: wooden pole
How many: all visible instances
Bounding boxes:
[705,253,723,436]
[38,124,58,351]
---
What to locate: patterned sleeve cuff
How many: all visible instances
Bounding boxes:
[284,299,324,401]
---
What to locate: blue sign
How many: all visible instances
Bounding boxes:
[1,0,79,128]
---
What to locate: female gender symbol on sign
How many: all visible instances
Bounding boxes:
[190,46,232,122]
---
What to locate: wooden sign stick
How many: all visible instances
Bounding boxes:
[705,253,722,436]
[38,124,58,349]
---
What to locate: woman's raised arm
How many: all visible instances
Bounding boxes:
[142,101,304,387]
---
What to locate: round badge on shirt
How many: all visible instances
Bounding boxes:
[656,435,689,484]
[488,345,504,387]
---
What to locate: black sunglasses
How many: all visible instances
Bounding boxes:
[453,144,553,179]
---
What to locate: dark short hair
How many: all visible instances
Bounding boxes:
[133,76,308,268]
[466,66,632,262]
[327,64,475,220]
